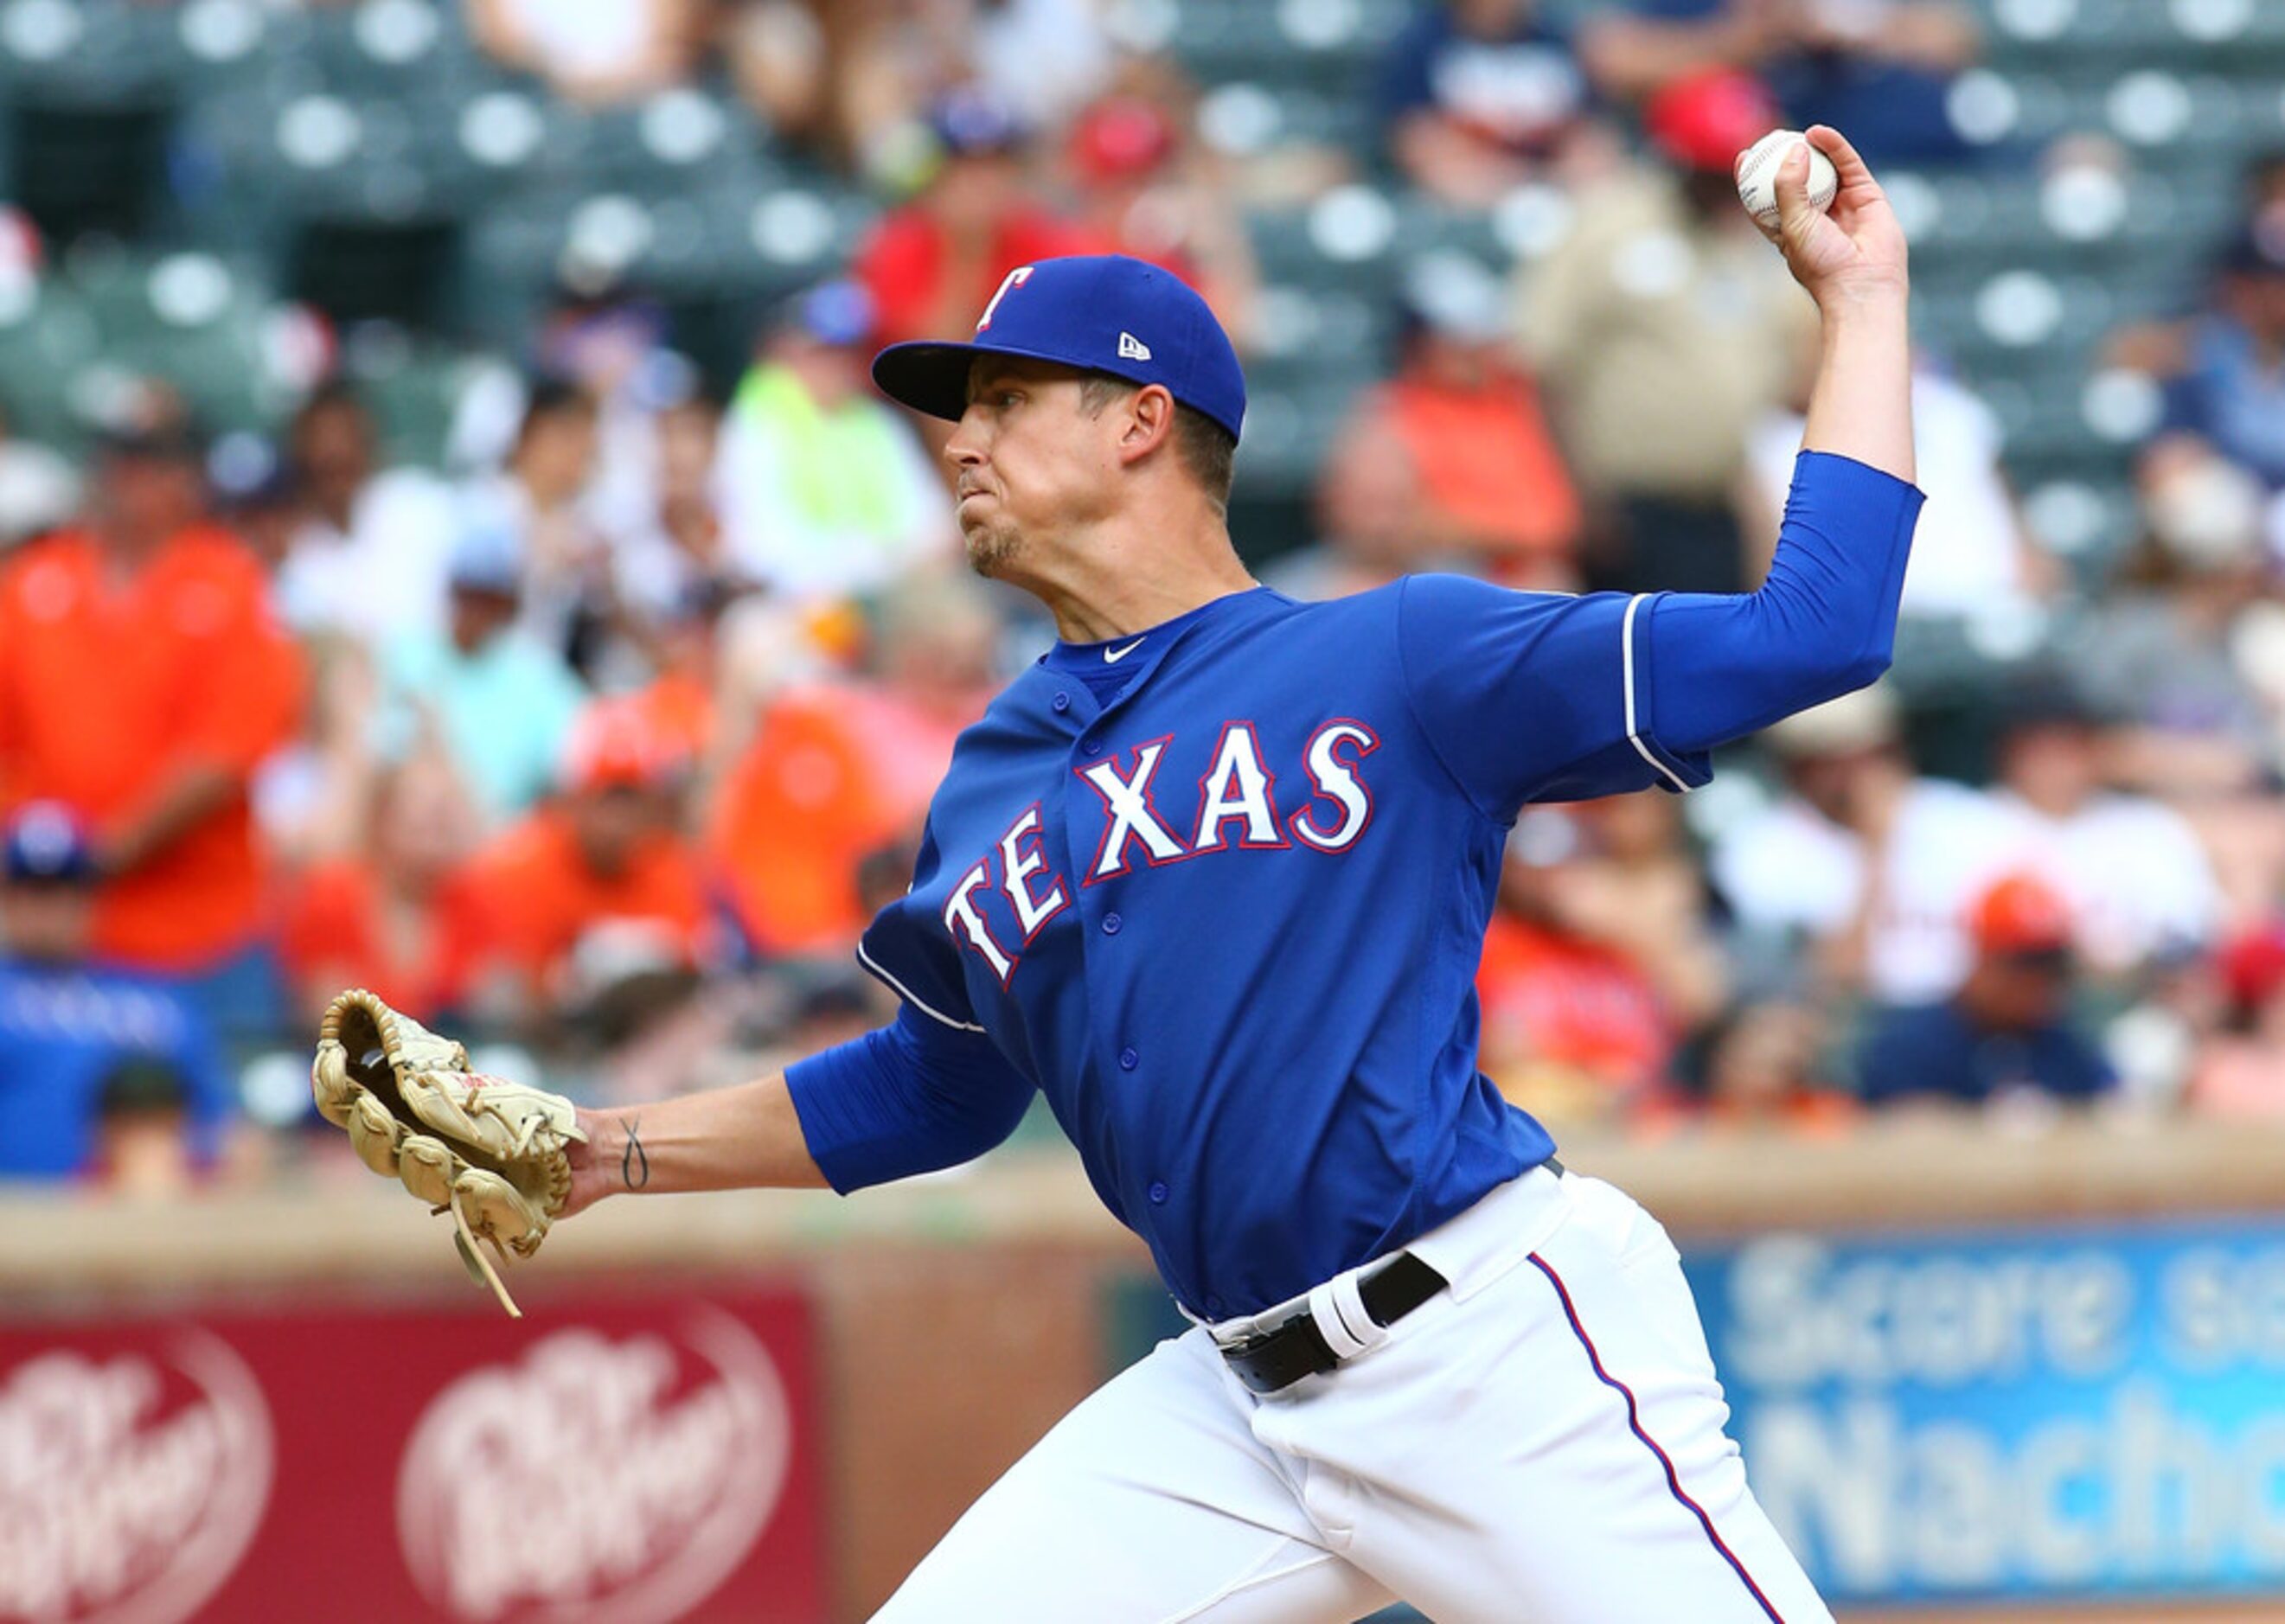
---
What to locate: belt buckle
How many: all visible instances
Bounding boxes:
[1224,1302,1309,1357]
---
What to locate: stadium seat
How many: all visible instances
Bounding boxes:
[342,331,502,468]
[48,247,303,435]
[536,86,777,195]
[0,0,176,104]
[1985,0,2285,61]
[1162,0,1399,100]
[0,274,101,444]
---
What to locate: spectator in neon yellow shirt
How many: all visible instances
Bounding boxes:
[715,281,956,602]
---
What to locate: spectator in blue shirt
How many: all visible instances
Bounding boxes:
[1379,0,1600,206]
[2153,225,2285,491]
[1855,873,2116,1109]
[382,524,589,828]
[0,803,234,1180]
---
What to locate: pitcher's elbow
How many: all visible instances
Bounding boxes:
[1778,639,1891,717]
[1839,643,1894,694]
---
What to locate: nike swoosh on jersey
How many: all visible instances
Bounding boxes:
[1104,639,1146,664]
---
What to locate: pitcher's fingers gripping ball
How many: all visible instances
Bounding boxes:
[310,988,586,1316]
[1735,128,1837,232]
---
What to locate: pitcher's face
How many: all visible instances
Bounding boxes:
[943,358,1123,582]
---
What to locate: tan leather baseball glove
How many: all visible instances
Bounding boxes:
[310,988,586,1317]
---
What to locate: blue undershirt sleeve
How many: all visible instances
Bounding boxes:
[1397,450,1922,820]
[784,1003,1038,1193]
[1644,450,1923,753]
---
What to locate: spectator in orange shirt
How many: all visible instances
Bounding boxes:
[463,698,714,1029]
[1277,258,1583,599]
[1385,253,1584,585]
[852,86,1103,353]
[711,574,1000,954]
[0,421,304,1033]
[626,580,729,774]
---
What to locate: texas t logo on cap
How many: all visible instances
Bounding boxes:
[975,265,1034,332]
[873,253,1246,442]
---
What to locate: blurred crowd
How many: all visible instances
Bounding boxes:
[7,0,2285,1196]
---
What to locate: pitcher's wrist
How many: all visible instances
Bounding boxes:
[1815,272,1911,319]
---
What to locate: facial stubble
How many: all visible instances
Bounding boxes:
[963,511,1025,580]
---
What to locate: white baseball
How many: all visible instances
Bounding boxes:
[1735,129,1838,233]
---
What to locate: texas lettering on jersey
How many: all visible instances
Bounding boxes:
[939,717,1380,986]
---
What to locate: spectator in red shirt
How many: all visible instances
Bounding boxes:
[1063,94,1259,348]
[2186,922,2285,1119]
[0,420,304,1034]
[278,745,505,1028]
[1474,807,1688,1127]
[852,86,1103,353]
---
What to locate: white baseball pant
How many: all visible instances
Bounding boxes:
[873,1164,1830,1623]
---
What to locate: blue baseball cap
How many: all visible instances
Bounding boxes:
[448,524,524,597]
[3,801,97,885]
[926,85,1028,157]
[872,254,1246,442]
[790,278,875,348]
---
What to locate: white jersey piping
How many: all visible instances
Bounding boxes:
[1623,593,1693,794]
[856,940,988,1032]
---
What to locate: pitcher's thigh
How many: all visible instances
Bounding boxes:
[873,1332,1396,1624]
[1350,1182,1832,1624]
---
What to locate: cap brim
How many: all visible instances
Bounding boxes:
[871,341,984,423]
[873,338,1113,424]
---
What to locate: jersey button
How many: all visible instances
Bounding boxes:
[1118,1045,1138,1071]
[1101,912,1123,935]
[1053,690,1071,713]
[1148,1180,1168,1205]
[1081,738,1104,757]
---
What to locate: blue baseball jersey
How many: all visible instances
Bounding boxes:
[791,451,1923,1318]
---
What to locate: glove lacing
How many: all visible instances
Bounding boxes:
[432,1083,555,1320]
[442,1186,522,1319]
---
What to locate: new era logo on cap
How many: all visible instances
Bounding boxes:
[871,254,1247,442]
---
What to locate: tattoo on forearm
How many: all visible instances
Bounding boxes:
[620,1116,650,1191]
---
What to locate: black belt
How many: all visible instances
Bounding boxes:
[1218,1157,1564,1396]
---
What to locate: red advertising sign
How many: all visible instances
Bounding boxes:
[0,1285,826,1624]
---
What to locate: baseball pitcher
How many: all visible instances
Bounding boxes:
[323,128,1911,1621]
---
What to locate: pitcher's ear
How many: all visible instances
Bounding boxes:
[1120,383,1177,464]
